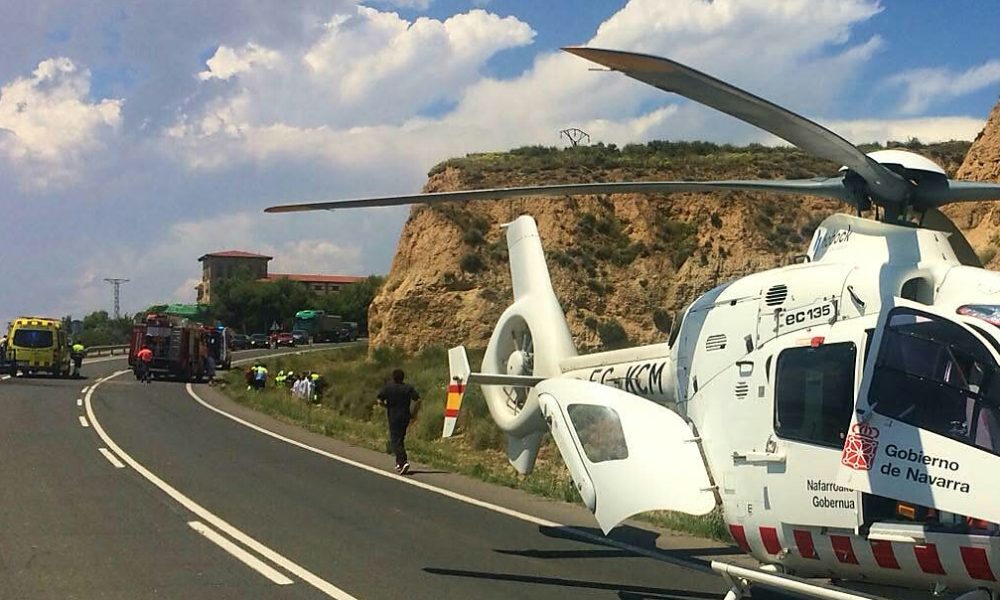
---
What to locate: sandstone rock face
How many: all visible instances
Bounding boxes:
[943,101,1000,268]
[369,133,988,353]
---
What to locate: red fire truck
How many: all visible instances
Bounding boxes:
[129,314,207,381]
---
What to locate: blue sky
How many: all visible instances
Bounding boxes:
[0,0,998,327]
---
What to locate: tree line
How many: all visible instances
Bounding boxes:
[210,272,384,335]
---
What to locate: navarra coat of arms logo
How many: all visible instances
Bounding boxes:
[841,422,880,471]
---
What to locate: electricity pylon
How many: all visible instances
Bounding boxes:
[104,278,130,319]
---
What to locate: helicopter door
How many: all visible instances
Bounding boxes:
[535,378,716,534]
[838,298,1000,524]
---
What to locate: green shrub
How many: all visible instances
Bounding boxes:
[463,228,485,246]
[652,309,673,334]
[598,318,629,349]
[460,253,486,273]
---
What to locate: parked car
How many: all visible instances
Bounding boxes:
[273,332,295,347]
[231,333,249,350]
[249,333,270,349]
[291,329,310,345]
[332,321,359,342]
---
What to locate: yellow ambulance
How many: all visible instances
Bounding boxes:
[6,316,71,377]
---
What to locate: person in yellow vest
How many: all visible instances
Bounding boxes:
[253,363,268,390]
[70,342,86,378]
[310,371,322,403]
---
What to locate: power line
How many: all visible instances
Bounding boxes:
[104,278,130,319]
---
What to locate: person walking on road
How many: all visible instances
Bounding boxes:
[136,345,153,383]
[377,369,421,475]
[70,342,86,378]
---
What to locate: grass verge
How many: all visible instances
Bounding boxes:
[221,344,730,541]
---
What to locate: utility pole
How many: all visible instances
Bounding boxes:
[104,278,130,319]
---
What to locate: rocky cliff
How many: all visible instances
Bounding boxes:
[369,135,983,353]
[943,100,1000,267]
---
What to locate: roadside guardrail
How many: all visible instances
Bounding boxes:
[87,344,130,357]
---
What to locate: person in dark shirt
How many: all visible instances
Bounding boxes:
[377,368,421,474]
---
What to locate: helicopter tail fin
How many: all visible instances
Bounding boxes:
[443,346,471,438]
[479,215,577,474]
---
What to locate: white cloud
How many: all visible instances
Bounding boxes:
[890,60,1000,115]
[163,212,363,275]
[270,239,362,274]
[0,57,121,187]
[198,43,282,81]
[165,5,536,171]
[754,116,985,148]
[165,0,898,180]
[371,0,433,10]
[822,116,987,144]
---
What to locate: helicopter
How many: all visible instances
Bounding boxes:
[267,48,1000,600]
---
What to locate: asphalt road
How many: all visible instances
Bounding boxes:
[0,348,805,600]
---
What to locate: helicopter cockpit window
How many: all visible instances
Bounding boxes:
[774,342,857,448]
[566,404,629,463]
[869,308,1000,456]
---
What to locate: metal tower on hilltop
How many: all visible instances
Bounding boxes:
[104,278,130,319]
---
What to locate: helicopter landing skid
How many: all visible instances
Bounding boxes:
[714,560,889,600]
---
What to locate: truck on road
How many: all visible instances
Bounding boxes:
[129,314,206,381]
[292,310,342,344]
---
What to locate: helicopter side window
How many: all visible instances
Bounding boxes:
[566,404,629,463]
[774,342,857,448]
[869,308,1000,456]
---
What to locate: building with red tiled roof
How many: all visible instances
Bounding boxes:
[195,250,363,304]
[198,250,273,260]
[265,273,366,295]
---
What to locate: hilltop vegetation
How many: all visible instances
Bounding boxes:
[430,139,971,184]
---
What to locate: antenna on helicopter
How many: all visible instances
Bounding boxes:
[559,128,591,147]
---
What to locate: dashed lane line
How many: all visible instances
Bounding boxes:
[85,371,359,599]
[79,415,89,428]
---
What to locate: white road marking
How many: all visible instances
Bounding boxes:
[184,383,713,574]
[1,374,11,381]
[188,521,294,586]
[79,415,89,427]
[86,371,359,600]
[80,386,88,393]
[89,347,710,572]
[98,447,126,469]
[77,398,83,406]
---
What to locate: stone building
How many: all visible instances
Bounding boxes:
[196,250,365,304]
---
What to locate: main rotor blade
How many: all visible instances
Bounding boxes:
[915,180,1000,208]
[265,178,854,213]
[564,47,912,205]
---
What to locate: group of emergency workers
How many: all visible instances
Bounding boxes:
[243,363,327,402]
[277,369,327,403]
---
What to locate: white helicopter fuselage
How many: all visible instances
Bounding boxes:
[551,212,1000,593]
